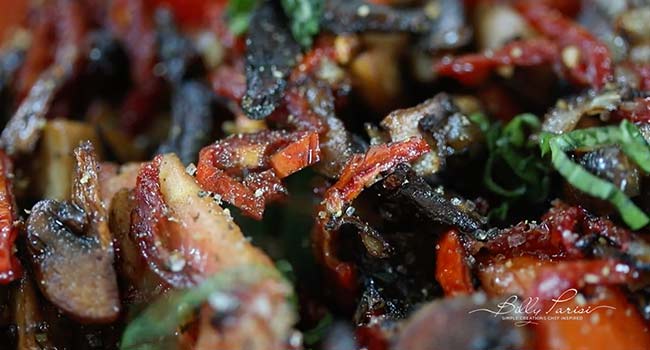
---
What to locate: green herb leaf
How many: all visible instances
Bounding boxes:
[120,265,288,350]
[542,120,650,230]
[226,0,261,35]
[472,113,551,219]
[281,0,323,48]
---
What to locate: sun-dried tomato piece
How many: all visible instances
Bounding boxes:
[436,38,559,86]
[196,130,320,219]
[436,229,473,296]
[0,150,20,284]
[322,137,430,216]
[270,132,320,178]
[478,202,638,261]
[515,0,613,88]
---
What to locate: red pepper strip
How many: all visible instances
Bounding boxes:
[0,150,20,284]
[436,38,559,86]
[196,131,320,219]
[435,229,474,296]
[314,138,430,301]
[131,156,196,287]
[611,97,650,123]
[515,1,613,88]
[270,132,320,178]
[527,259,635,299]
[323,137,431,216]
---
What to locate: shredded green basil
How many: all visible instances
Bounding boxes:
[540,120,650,230]
[226,0,260,35]
[471,113,551,219]
[282,0,323,48]
[120,265,289,350]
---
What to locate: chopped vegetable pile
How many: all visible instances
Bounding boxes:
[1,0,650,349]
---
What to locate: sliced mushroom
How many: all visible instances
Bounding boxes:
[35,120,103,200]
[26,141,119,323]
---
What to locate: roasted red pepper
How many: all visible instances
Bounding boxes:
[322,137,430,216]
[314,138,430,301]
[0,150,20,284]
[515,0,613,88]
[436,38,559,86]
[435,229,474,296]
[196,131,320,219]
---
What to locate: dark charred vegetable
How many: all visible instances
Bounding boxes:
[154,9,204,84]
[578,146,641,198]
[241,1,301,119]
[373,163,486,233]
[154,9,215,164]
[157,81,214,164]
[314,138,431,297]
[394,295,528,350]
[321,0,431,34]
[379,92,482,176]
[26,142,120,323]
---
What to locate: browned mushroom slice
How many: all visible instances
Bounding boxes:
[26,141,119,323]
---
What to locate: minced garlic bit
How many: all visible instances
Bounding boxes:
[561,46,581,69]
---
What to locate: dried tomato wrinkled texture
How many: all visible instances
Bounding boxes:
[196,130,320,220]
